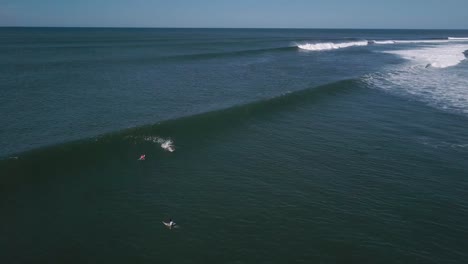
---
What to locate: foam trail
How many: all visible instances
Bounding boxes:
[395,39,449,44]
[383,44,468,68]
[297,41,368,51]
[372,38,468,45]
[160,140,175,152]
[372,39,449,45]
[143,136,176,152]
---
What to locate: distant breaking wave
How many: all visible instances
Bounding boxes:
[371,40,396,44]
[364,43,468,115]
[372,37,468,44]
[383,43,468,68]
[297,41,368,51]
[296,39,448,51]
[297,37,468,51]
[372,39,449,44]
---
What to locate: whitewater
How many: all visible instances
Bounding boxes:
[297,36,468,51]
[364,42,468,114]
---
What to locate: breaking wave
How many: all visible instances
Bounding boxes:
[363,43,468,115]
[296,37,468,51]
[297,41,368,51]
[383,44,468,68]
[373,39,449,44]
[371,37,468,45]
[142,136,176,152]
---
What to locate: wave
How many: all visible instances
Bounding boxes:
[363,43,468,115]
[297,41,368,51]
[372,39,450,44]
[365,67,468,115]
[371,40,396,44]
[7,46,297,68]
[390,39,449,44]
[296,37,468,51]
[163,46,295,61]
[141,136,175,152]
[372,37,468,45]
[0,78,360,191]
[0,78,357,162]
[382,44,468,68]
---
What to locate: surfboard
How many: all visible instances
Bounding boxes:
[162,221,176,228]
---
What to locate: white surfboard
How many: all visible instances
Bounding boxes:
[163,221,179,229]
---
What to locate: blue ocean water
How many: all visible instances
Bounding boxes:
[1,28,468,263]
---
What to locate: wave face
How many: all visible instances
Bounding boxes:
[0,78,357,187]
[3,28,468,158]
[297,41,368,51]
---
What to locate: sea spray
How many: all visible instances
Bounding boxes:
[143,136,176,152]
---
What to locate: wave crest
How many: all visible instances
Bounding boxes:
[297,41,368,51]
[383,44,468,68]
[363,43,468,115]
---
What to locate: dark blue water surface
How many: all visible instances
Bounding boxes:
[1,28,468,263]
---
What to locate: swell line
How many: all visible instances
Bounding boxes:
[1,78,358,160]
[0,78,361,191]
[5,46,297,68]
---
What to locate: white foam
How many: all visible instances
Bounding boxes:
[160,140,175,152]
[363,43,468,115]
[372,40,396,44]
[297,41,368,51]
[416,136,468,151]
[373,39,449,44]
[143,136,176,152]
[299,38,467,51]
[383,44,468,68]
[372,38,468,45]
[370,37,468,44]
[395,39,449,44]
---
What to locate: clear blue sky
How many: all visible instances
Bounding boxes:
[1,0,467,29]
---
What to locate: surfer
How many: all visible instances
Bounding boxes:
[138,154,146,160]
[168,219,175,229]
[163,219,176,229]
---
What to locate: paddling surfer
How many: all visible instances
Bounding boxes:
[168,219,175,229]
[163,219,176,229]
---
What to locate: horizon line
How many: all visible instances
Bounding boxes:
[1,26,467,31]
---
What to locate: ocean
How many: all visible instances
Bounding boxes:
[1,28,468,263]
